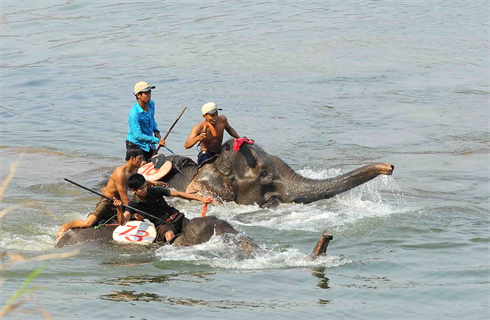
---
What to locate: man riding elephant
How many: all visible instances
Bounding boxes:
[184,102,249,165]
[113,173,211,244]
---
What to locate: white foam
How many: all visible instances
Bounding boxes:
[206,168,410,233]
[153,167,405,270]
[155,233,350,269]
[0,231,55,251]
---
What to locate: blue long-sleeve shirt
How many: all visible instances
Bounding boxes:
[126,100,160,152]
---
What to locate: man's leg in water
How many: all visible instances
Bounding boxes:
[56,198,116,240]
[56,215,98,240]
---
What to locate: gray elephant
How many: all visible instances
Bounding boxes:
[56,216,333,259]
[162,139,394,207]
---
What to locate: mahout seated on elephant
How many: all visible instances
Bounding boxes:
[184,102,249,165]
[56,146,166,241]
[160,139,394,208]
[113,173,211,244]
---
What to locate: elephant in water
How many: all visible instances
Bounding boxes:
[56,216,333,259]
[162,139,394,208]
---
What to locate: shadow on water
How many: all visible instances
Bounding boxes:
[101,290,208,306]
[99,272,216,287]
[101,289,328,310]
[99,270,334,309]
[311,266,331,290]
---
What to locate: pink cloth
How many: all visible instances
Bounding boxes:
[233,138,254,151]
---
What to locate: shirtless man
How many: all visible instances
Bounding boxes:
[56,146,165,240]
[184,102,248,165]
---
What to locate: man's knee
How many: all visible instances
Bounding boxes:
[165,230,175,241]
[82,215,98,228]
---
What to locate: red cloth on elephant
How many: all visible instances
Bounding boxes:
[233,138,254,151]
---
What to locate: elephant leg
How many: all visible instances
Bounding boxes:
[311,231,333,259]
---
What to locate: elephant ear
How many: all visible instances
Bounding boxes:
[186,155,235,202]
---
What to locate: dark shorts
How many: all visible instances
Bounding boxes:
[197,150,217,166]
[126,140,155,162]
[87,197,117,223]
[155,212,188,243]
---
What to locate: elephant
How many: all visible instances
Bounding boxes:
[161,139,394,208]
[55,216,333,259]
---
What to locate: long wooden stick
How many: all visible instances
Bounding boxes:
[153,107,187,157]
[64,178,166,224]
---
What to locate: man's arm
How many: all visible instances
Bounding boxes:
[151,108,161,138]
[224,116,247,139]
[113,169,130,205]
[169,190,211,203]
[113,199,131,225]
[147,179,168,188]
[150,102,159,134]
[184,124,207,149]
[225,123,240,139]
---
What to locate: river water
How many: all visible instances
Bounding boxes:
[0,0,488,319]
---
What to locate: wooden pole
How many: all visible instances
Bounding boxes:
[152,106,187,157]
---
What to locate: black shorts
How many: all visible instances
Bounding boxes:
[197,150,217,166]
[155,223,177,242]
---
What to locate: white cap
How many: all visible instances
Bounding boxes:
[133,81,155,95]
[202,102,222,115]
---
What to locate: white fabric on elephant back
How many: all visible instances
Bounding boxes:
[138,161,172,181]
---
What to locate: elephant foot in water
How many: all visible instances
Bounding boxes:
[311,231,333,259]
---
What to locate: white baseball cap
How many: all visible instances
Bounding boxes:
[202,102,222,115]
[133,81,155,95]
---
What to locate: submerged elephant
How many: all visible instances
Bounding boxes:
[56,216,333,259]
[161,140,394,208]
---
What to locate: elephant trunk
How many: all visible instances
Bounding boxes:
[282,163,394,204]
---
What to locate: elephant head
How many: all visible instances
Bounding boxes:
[186,140,394,207]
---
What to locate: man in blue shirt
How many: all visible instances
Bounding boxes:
[126,81,166,162]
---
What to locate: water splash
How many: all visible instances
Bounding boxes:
[209,167,411,234]
[155,233,350,270]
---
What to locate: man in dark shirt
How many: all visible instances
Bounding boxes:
[114,173,211,243]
